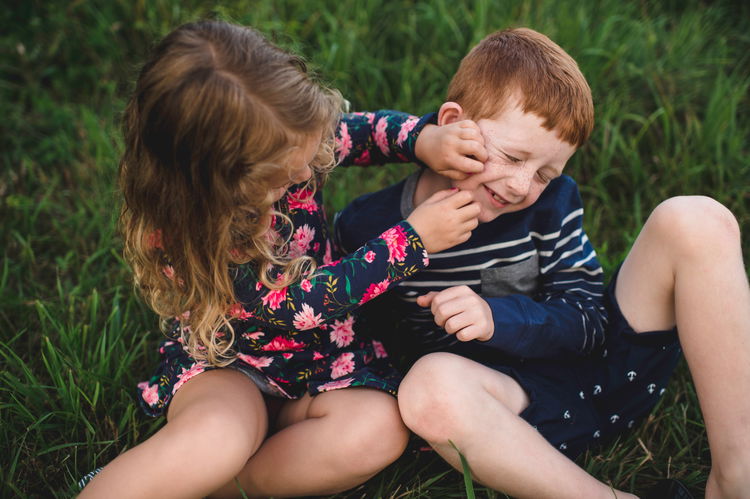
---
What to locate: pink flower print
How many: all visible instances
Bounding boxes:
[228,303,253,320]
[372,339,388,359]
[288,224,316,259]
[330,352,356,379]
[364,251,376,263]
[352,111,376,124]
[172,362,207,394]
[374,117,390,155]
[163,265,175,279]
[242,331,265,340]
[283,353,293,360]
[255,282,263,291]
[318,377,355,392]
[380,225,408,264]
[335,121,352,161]
[236,353,273,369]
[396,117,419,146]
[300,279,313,293]
[147,229,164,250]
[359,279,391,305]
[287,187,319,213]
[262,335,306,352]
[313,351,324,360]
[137,381,159,406]
[323,240,333,265]
[354,149,371,165]
[330,315,355,347]
[422,249,429,267]
[292,303,324,330]
[261,287,287,310]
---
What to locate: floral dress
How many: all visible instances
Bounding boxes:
[137,110,431,416]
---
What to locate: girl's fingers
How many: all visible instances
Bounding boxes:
[456,201,481,221]
[456,155,485,173]
[459,141,489,163]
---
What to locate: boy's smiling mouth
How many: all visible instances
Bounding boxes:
[484,185,510,208]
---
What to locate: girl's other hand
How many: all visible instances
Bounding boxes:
[415,121,488,180]
[407,189,480,254]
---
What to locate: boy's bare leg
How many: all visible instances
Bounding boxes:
[211,387,409,498]
[398,352,635,499]
[79,369,269,499]
[615,196,750,498]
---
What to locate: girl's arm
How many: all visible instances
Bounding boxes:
[233,220,428,330]
[337,111,485,178]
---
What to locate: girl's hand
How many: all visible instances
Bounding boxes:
[417,286,494,342]
[415,121,488,180]
[407,189,479,253]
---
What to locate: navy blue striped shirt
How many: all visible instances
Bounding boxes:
[335,172,608,361]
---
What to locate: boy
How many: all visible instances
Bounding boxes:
[335,28,750,498]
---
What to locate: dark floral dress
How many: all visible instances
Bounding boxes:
[137,111,431,416]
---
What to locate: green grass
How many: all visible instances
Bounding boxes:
[2,0,749,497]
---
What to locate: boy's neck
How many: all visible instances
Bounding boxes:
[413,169,453,208]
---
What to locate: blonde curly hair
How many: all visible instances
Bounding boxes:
[120,20,342,365]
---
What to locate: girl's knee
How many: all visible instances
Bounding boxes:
[168,402,265,472]
[647,196,740,255]
[323,390,408,476]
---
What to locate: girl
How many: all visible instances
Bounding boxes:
[79,20,484,498]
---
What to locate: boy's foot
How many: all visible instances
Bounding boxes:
[78,467,103,490]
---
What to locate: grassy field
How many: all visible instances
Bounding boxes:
[2,0,749,497]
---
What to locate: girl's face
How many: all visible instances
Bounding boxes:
[269,131,322,202]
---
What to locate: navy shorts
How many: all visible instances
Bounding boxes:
[484,268,682,458]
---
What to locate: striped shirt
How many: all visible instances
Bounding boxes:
[335,172,608,361]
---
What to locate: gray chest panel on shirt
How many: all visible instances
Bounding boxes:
[480,253,541,298]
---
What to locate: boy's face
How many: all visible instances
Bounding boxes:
[452,103,577,223]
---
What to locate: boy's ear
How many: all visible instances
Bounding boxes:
[437,102,464,125]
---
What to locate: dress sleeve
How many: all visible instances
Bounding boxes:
[480,183,608,359]
[335,111,435,167]
[233,221,429,330]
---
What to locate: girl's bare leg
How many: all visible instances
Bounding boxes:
[615,196,750,499]
[210,387,409,499]
[398,352,635,499]
[79,369,268,499]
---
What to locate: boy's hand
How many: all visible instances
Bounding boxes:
[417,285,494,342]
[415,121,488,180]
[407,189,479,253]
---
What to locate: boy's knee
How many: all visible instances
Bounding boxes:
[648,196,740,254]
[398,353,470,442]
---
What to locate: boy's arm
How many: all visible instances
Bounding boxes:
[421,180,607,359]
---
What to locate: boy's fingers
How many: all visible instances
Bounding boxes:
[417,292,438,307]
[455,326,480,342]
